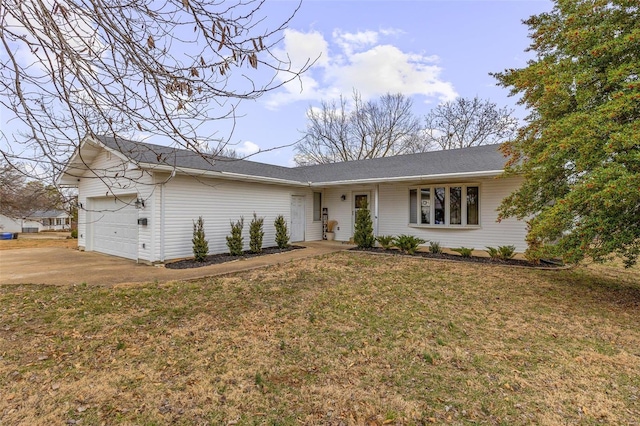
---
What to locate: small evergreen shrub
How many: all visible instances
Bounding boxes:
[376,235,395,250]
[192,216,209,262]
[486,246,500,260]
[274,215,289,249]
[226,217,244,256]
[452,247,474,258]
[353,200,375,248]
[395,234,427,255]
[488,245,516,260]
[429,241,442,254]
[249,213,265,254]
[70,229,78,239]
[498,245,516,260]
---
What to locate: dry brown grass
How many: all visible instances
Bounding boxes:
[0,238,77,250]
[1,252,639,425]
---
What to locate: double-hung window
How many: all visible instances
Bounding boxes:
[409,185,480,226]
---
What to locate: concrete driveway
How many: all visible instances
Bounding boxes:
[0,241,351,286]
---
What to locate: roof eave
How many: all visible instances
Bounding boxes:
[56,135,132,186]
[309,170,505,187]
[138,162,310,187]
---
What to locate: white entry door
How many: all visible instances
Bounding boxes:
[89,196,139,260]
[290,195,305,242]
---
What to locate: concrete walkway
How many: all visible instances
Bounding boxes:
[0,241,354,287]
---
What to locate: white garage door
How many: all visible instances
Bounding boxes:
[90,196,139,260]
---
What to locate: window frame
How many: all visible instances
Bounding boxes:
[408,184,481,228]
[312,191,322,222]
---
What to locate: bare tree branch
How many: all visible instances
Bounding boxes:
[0,0,310,184]
[422,96,518,150]
[295,90,423,165]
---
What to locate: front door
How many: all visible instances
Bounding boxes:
[352,192,370,234]
[290,195,305,242]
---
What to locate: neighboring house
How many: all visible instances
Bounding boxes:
[58,135,527,263]
[0,211,70,233]
[0,214,43,233]
[28,210,72,231]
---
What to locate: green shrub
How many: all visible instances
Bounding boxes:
[353,200,375,248]
[70,229,78,239]
[395,234,427,255]
[249,213,265,254]
[452,247,474,258]
[498,245,516,260]
[524,221,542,264]
[487,245,516,260]
[376,235,395,250]
[192,216,209,262]
[429,241,442,254]
[226,217,244,256]
[486,246,500,260]
[274,215,289,249]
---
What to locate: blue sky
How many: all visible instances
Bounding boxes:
[222,0,554,166]
[1,0,554,170]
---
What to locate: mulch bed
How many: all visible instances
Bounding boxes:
[350,247,565,268]
[165,245,305,269]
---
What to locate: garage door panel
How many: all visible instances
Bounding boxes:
[90,197,138,260]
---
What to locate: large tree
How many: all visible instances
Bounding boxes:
[0,0,308,183]
[493,0,639,266]
[295,91,422,165]
[0,159,67,218]
[421,96,518,150]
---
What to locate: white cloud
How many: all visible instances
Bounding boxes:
[265,28,457,109]
[235,141,260,156]
[332,29,379,56]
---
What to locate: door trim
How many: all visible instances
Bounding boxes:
[290,195,306,242]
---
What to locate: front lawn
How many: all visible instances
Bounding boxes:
[1,252,639,425]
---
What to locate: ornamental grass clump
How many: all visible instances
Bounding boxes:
[274,215,289,249]
[394,234,426,255]
[429,241,442,254]
[249,213,264,254]
[452,247,474,258]
[487,245,516,260]
[226,217,244,256]
[192,216,209,262]
[376,235,395,250]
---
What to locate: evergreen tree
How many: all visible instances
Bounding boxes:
[226,217,244,256]
[493,0,640,267]
[353,200,375,248]
[249,213,265,253]
[192,216,208,262]
[274,215,290,249]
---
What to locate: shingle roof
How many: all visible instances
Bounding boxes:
[27,210,68,218]
[298,144,507,183]
[96,136,307,182]
[94,136,507,185]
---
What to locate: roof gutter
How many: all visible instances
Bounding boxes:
[137,162,310,187]
[308,170,504,187]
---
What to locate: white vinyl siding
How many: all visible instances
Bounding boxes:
[377,177,527,252]
[76,150,154,262]
[158,175,317,261]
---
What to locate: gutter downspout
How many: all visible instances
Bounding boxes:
[160,182,165,262]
